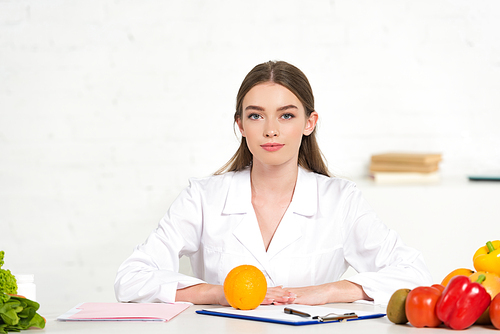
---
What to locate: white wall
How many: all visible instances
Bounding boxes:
[1,0,500,310]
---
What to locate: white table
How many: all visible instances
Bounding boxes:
[41,302,496,333]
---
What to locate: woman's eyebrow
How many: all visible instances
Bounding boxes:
[277,104,298,111]
[244,105,265,112]
[244,104,298,112]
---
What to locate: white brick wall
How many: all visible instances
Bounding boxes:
[1,0,500,308]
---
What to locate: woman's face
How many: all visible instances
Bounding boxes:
[237,82,318,169]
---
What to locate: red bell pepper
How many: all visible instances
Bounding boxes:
[405,284,444,328]
[436,274,491,330]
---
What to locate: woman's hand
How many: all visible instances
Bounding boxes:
[285,285,331,305]
[261,286,297,305]
[264,280,373,306]
[176,283,230,306]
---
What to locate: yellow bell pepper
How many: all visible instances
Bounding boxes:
[473,240,500,275]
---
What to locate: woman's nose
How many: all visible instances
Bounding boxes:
[264,121,279,137]
[265,130,278,137]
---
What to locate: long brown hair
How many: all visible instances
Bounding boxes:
[215,60,330,177]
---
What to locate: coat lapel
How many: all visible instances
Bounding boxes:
[266,167,318,260]
[222,169,272,279]
[232,210,271,270]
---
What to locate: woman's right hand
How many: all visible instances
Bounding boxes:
[176,283,230,306]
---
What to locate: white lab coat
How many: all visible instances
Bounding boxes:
[115,167,433,305]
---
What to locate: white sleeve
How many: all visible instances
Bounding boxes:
[114,180,206,303]
[341,185,433,305]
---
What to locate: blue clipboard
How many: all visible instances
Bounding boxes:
[196,305,386,326]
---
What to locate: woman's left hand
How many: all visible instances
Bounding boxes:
[288,280,372,305]
[261,281,372,306]
[285,285,331,305]
[261,286,297,305]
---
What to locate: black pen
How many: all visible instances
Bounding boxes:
[284,307,311,318]
[314,312,358,322]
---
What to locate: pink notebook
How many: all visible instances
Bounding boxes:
[57,302,190,321]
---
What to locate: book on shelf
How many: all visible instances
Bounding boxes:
[369,152,442,184]
[371,153,442,165]
[369,162,439,173]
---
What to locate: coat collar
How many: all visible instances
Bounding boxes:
[222,166,318,217]
[290,166,318,217]
[222,168,251,215]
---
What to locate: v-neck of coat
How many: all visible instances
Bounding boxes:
[224,167,318,284]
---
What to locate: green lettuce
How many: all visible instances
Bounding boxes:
[0,251,17,295]
[0,294,45,333]
[0,251,44,333]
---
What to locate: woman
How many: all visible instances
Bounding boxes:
[115,61,432,306]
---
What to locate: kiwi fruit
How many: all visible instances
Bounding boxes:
[387,288,411,324]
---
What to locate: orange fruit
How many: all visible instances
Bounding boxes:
[470,271,500,298]
[223,264,267,310]
[441,268,475,287]
[469,271,500,325]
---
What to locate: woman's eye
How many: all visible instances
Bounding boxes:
[248,113,261,120]
[281,113,294,120]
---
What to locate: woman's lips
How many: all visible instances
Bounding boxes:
[260,143,285,152]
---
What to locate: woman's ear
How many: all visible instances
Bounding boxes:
[236,117,246,137]
[303,111,318,136]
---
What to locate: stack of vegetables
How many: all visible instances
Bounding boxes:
[0,251,45,333]
[387,240,500,330]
